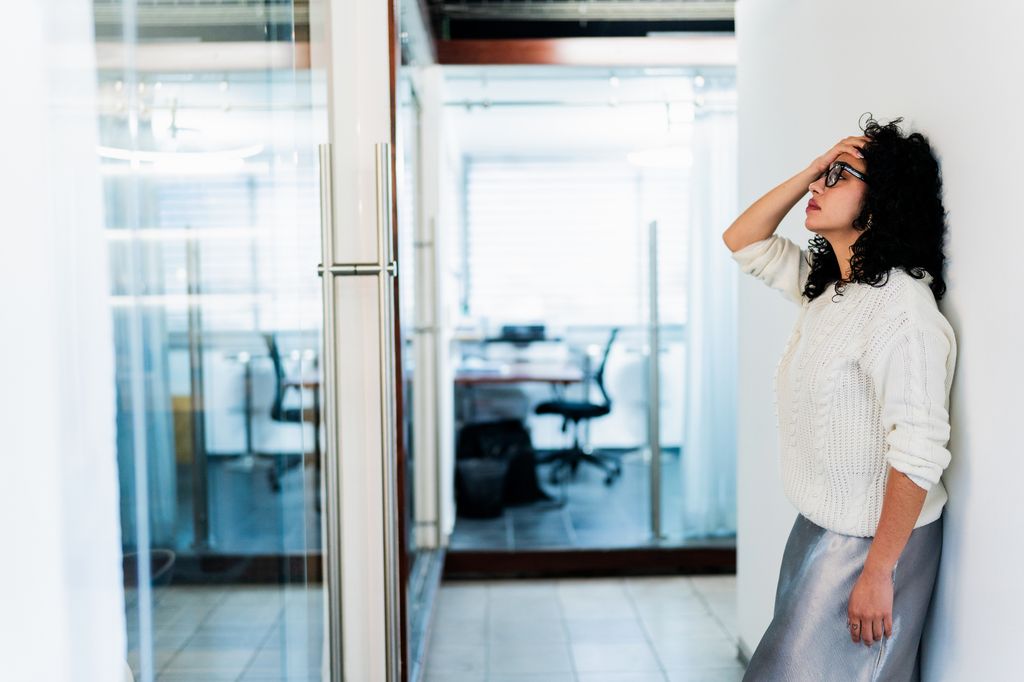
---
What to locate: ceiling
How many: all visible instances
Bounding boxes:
[427,0,735,40]
[90,0,735,59]
[441,64,735,157]
[93,0,309,42]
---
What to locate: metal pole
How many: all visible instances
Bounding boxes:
[186,235,210,550]
[648,220,664,541]
[242,357,253,457]
[581,351,593,453]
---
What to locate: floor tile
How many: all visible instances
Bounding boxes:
[663,664,746,682]
[489,641,574,675]
[564,617,649,644]
[429,617,489,647]
[577,674,668,682]
[489,618,568,644]
[424,643,487,675]
[426,576,747,680]
[423,674,485,682]
[571,642,662,673]
[562,598,636,620]
[640,612,733,641]
[156,673,241,682]
[491,671,581,675]
[490,597,564,622]
[648,634,740,670]
[160,647,254,677]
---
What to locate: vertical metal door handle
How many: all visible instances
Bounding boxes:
[318,141,401,681]
[316,142,345,682]
[375,141,402,682]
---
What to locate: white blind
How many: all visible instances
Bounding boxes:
[465,157,688,326]
[105,164,322,333]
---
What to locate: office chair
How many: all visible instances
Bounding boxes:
[534,327,623,486]
[262,333,319,493]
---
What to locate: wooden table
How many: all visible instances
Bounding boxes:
[455,366,583,386]
[454,363,585,423]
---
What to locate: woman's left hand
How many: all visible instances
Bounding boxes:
[847,566,894,647]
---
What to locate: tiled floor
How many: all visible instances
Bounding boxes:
[423,575,745,682]
[451,450,737,551]
[125,585,323,681]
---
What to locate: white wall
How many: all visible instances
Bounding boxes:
[0,2,126,680]
[735,2,1024,678]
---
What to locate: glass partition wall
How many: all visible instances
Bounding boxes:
[96,4,330,680]
[397,46,448,679]
[444,65,739,553]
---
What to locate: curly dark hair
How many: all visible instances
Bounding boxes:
[803,112,949,303]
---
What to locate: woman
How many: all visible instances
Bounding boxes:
[723,113,956,681]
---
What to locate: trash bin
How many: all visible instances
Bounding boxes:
[455,458,509,518]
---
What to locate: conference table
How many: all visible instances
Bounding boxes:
[454,361,585,423]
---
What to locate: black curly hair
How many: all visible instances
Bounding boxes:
[803,112,949,303]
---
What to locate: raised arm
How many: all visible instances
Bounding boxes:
[721,164,822,254]
[722,136,867,253]
[723,137,870,305]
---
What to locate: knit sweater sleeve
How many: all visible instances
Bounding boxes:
[728,233,811,305]
[866,309,957,492]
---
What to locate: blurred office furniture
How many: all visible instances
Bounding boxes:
[225,349,261,462]
[454,419,552,518]
[534,327,622,486]
[454,362,583,423]
[262,333,321,494]
[485,324,555,345]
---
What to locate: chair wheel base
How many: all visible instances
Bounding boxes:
[540,448,622,490]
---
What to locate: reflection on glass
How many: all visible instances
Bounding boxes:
[97,6,327,680]
[397,66,432,677]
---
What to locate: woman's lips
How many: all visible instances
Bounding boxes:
[806,202,820,212]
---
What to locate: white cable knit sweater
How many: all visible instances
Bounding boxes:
[731,233,957,537]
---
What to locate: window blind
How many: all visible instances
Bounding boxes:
[465,157,688,327]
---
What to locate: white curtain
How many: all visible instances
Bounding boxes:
[680,97,739,539]
[0,2,126,680]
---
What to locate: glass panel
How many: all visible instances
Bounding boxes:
[94,2,329,680]
[443,64,738,551]
[397,57,440,680]
[397,75,419,566]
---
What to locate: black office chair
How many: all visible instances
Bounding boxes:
[262,333,318,493]
[535,327,623,486]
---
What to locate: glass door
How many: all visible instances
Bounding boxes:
[95,2,331,680]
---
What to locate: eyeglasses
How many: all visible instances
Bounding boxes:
[821,161,869,187]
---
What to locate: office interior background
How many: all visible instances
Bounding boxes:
[4,1,1021,681]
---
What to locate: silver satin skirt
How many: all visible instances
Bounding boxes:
[742,511,943,682]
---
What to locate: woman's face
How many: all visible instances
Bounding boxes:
[804,152,869,236]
